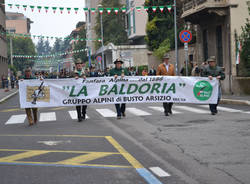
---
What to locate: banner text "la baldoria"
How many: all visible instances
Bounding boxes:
[69,83,176,97]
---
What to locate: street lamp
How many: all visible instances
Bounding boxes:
[98,4,105,71]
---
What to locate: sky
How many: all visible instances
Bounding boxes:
[5,0,86,46]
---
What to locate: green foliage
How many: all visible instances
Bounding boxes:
[94,0,128,49]
[145,0,183,52]
[153,39,170,59]
[73,28,88,62]
[238,10,250,77]
[7,36,36,71]
[8,64,17,76]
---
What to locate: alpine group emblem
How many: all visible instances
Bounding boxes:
[26,82,50,104]
[193,81,213,101]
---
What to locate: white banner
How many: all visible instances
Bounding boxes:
[19,76,219,108]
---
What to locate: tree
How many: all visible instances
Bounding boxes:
[44,40,52,54]
[52,38,63,53]
[7,36,36,71]
[36,38,45,55]
[73,28,88,62]
[238,8,250,76]
[94,0,128,49]
[144,0,183,55]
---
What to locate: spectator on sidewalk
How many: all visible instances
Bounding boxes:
[1,75,5,89]
[149,66,156,76]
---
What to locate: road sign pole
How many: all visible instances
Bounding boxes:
[184,43,189,76]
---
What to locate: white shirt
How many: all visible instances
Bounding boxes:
[164,63,169,72]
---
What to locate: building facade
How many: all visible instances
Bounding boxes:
[6,12,33,34]
[181,0,250,94]
[0,1,8,87]
[126,0,147,45]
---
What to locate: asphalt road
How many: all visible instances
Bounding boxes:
[0,94,250,184]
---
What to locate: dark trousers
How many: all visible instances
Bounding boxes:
[115,104,126,117]
[163,102,173,114]
[209,98,220,113]
[76,105,87,119]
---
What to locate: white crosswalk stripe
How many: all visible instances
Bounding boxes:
[175,106,209,114]
[126,108,152,116]
[96,108,117,117]
[148,106,181,114]
[198,105,243,113]
[39,112,56,122]
[68,110,89,119]
[5,114,27,125]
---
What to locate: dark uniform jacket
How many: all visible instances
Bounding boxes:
[201,65,225,80]
[109,68,129,76]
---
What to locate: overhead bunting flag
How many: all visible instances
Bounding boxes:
[45,6,49,13]
[37,6,42,13]
[23,5,27,11]
[52,7,57,13]
[152,6,157,12]
[121,7,126,13]
[114,8,119,14]
[136,7,141,12]
[74,8,79,14]
[91,8,96,14]
[98,8,104,14]
[106,8,112,14]
[59,7,64,14]
[13,49,86,59]
[67,8,71,14]
[4,4,173,15]
[159,6,164,13]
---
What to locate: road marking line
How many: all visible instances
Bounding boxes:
[199,105,242,113]
[148,106,181,114]
[68,110,89,119]
[126,108,152,116]
[0,150,50,162]
[1,108,22,113]
[5,114,26,125]
[243,111,250,114]
[136,168,163,184]
[0,162,132,169]
[175,106,209,114]
[0,149,132,169]
[149,167,171,177]
[96,109,117,117]
[0,149,120,154]
[0,134,105,138]
[39,112,56,122]
[105,136,143,169]
[56,152,115,165]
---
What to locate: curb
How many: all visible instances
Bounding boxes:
[0,90,19,103]
[220,99,250,106]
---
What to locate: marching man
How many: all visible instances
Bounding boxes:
[74,58,87,122]
[156,53,175,116]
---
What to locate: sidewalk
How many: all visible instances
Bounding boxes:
[0,88,19,103]
[221,95,250,106]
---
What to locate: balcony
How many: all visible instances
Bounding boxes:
[182,0,229,18]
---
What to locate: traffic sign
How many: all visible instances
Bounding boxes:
[179,30,192,43]
[96,56,102,63]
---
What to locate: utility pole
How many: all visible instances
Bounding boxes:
[174,0,179,75]
[99,4,105,71]
[10,36,13,66]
